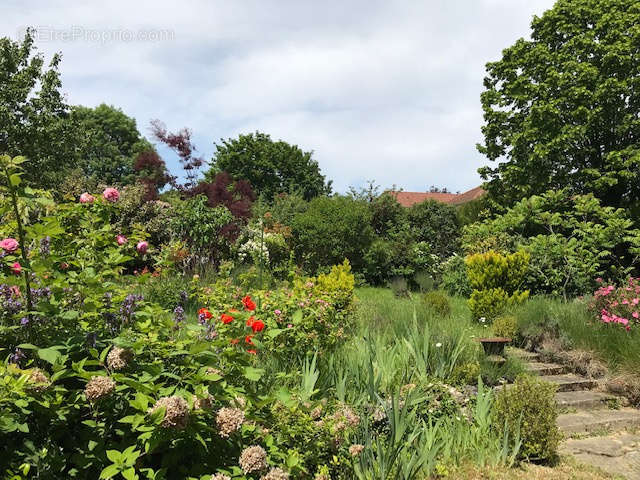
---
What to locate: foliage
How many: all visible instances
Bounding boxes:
[492,315,517,339]
[208,131,332,201]
[478,0,640,209]
[406,200,460,259]
[422,291,451,318]
[291,196,374,273]
[465,251,530,321]
[0,30,74,190]
[494,375,560,462]
[70,104,155,187]
[462,190,640,297]
[440,255,472,298]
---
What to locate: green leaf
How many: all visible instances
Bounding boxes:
[99,464,121,479]
[105,450,122,463]
[9,173,21,186]
[243,367,264,382]
[37,347,62,365]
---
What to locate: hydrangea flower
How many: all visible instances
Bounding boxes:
[102,187,120,202]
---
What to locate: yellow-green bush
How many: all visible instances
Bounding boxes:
[492,314,518,339]
[494,375,560,461]
[316,259,355,308]
[465,250,530,321]
[422,290,451,317]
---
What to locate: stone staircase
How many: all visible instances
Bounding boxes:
[508,348,640,479]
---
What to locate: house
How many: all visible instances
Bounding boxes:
[389,186,485,207]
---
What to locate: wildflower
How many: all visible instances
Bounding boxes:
[216,407,245,437]
[136,241,149,254]
[8,347,25,365]
[107,346,133,371]
[248,349,257,355]
[84,376,116,401]
[20,317,29,326]
[220,313,234,324]
[211,474,231,480]
[11,262,21,275]
[116,235,128,246]
[274,309,281,316]
[27,369,50,392]
[435,342,442,348]
[120,294,143,324]
[245,335,254,345]
[349,444,364,457]
[261,467,289,480]
[251,319,265,333]
[310,405,323,419]
[206,367,222,377]
[79,192,95,203]
[173,305,185,326]
[102,187,120,202]
[39,236,50,256]
[149,396,189,429]
[287,324,293,328]
[199,307,213,323]
[247,316,255,327]
[242,295,256,311]
[239,445,268,474]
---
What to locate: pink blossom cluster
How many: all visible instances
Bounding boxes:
[590,277,640,331]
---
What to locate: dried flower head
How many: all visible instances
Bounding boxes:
[349,444,365,457]
[239,445,268,474]
[216,407,245,437]
[193,393,214,410]
[210,474,231,480]
[27,369,50,392]
[233,396,246,408]
[107,346,133,371]
[310,405,323,420]
[261,467,289,480]
[206,367,223,377]
[85,376,116,401]
[332,405,360,431]
[150,396,189,429]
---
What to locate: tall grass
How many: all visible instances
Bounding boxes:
[513,296,640,372]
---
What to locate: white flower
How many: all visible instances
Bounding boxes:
[435,342,442,348]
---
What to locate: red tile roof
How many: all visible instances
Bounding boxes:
[388,187,485,207]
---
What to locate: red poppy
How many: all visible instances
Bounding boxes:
[245,335,254,345]
[220,313,234,324]
[246,316,255,327]
[230,338,240,345]
[199,308,213,320]
[251,319,265,333]
[247,349,257,355]
[242,295,256,311]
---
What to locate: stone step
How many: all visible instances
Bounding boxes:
[556,391,619,409]
[526,361,565,376]
[558,408,640,434]
[539,374,598,392]
[506,347,540,362]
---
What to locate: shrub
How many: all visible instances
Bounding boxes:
[407,199,460,259]
[291,196,374,273]
[423,291,451,318]
[440,255,472,297]
[389,277,410,298]
[589,277,640,330]
[494,375,560,461]
[492,315,517,339]
[466,251,530,321]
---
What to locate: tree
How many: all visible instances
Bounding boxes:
[0,29,75,189]
[478,0,640,209]
[407,200,460,259]
[208,132,332,201]
[71,104,153,186]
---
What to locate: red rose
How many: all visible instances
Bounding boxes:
[242,295,256,311]
[220,313,234,324]
[251,319,265,333]
[245,335,254,345]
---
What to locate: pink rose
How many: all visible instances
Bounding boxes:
[0,238,19,252]
[102,187,120,202]
[136,241,148,254]
[79,192,95,204]
[116,235,128,246]
[11,262,21,275]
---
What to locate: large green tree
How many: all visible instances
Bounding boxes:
[208,132,332,200]
[478,0,640,209]
[0,29,75,188]
[70,104,153,186]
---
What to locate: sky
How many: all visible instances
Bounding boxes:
[2,0,556,193]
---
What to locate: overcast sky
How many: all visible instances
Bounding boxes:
[2,0,556,193]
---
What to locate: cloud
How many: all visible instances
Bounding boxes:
[1,0,556,192]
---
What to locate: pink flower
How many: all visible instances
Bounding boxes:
[136,241,148,254]
[274,309,282,316]
[79,192,95,204]
[287,324,293,328]
[11,262,21,275]
[116,235,128,246]
[102,188,120,203]
[632,298,639,305]
[0,238,19,252]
